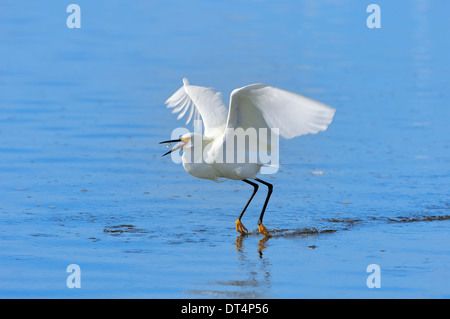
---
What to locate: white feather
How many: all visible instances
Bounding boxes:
[227,84,335,139]
[165,78,228,138]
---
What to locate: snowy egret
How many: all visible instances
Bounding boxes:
[160,78,335,237]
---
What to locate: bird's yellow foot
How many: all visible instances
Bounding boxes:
[235,219,248,234]
[258,223,271,237]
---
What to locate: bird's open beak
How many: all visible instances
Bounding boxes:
[159,138,185,157]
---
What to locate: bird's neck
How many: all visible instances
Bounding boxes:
[182,135,214,163]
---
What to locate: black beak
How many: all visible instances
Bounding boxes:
[159,139,182,145]
[162,149,173,157]
[160,139,182,157]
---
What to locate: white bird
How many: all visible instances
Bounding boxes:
[160,78,335,237]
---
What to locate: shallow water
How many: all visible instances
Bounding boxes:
[0,1,449,298]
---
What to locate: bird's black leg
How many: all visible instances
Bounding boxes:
[235,179,259,234]
[238,179,259,220]
[254,178,273,237]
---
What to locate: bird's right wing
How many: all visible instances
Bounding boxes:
[165,78,229,138]
[226,84,335,139]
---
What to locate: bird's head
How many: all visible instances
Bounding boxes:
[159,132,195,157]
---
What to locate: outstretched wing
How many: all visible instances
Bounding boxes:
[165,78,229,138]
[226,84,335,139]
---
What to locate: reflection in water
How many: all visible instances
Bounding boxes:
[235,234,270,254]
[186,213,450,296]
[186,223,346,298]
[227,235,272,297]
[186,235,273,298]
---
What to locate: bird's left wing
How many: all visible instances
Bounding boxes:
[226,84,335,139]
[165,78,229,138]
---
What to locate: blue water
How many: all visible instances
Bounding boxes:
[0,0,449,298]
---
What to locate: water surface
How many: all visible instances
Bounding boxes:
[0,0,449,298]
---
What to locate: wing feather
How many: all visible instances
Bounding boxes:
[165,78,229,138]
[227,84,335,139]
[171,95,189,113]
[176,98,192,120]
